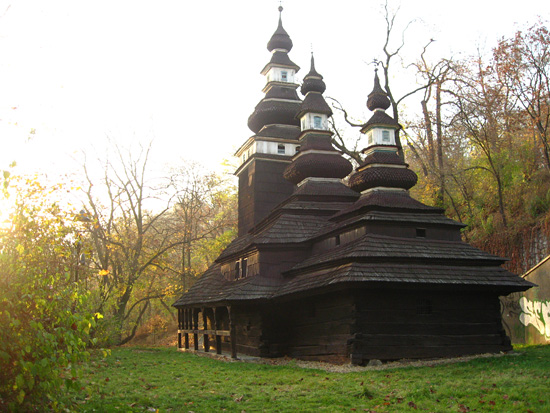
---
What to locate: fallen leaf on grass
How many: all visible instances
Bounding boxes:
[234,395,244,402]
[408,401,417,409]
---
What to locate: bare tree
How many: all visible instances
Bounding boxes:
[494,21,550,171]
[329,0,440,162]
[166,162,237,292]
[82,143,185,344]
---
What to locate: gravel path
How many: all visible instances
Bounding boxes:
[192,350,521,373]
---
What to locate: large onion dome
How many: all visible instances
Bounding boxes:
[248,100,301,134]
[267,7,293,52]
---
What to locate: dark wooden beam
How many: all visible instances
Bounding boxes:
[228,306,237,359]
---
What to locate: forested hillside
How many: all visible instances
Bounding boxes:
[402,22,550,275]
[329,20,550,275]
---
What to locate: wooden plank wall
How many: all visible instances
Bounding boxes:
[232,305,265,357]
[351,289,510,364]
[274,292,355,364]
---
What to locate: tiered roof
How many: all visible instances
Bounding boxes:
[174,17,533,310]
[247,7,301,135]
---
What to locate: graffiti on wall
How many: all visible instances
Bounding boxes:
[519,297,550,339]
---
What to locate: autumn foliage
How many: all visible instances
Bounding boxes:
[0,177,98,410]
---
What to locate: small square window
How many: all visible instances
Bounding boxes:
[295,146,300,153]
[277,144,285,154]
[382,130,391,142]
[313,116,322,129]
[281,71,288,81]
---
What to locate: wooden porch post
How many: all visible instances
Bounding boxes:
[193,309,199,351]
[214,307,222,355]
[184,309,189,350]
[202,308,209,353]
[228,305,237,359]
[177,309,182,349]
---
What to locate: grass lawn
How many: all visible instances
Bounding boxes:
[66,345,550,412]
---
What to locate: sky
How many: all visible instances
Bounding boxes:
[1,0,549,180]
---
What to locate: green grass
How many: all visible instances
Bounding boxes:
[66,345,550,412]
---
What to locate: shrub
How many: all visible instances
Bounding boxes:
[0,177,98,410]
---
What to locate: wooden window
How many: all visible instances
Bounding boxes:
[416,228,426,238]
[367,132,373,145]
[235,261,240,280]
[382,130,391,142]
[278,144,285,154]
[242,258,248,278]
[281,71,288,81]
[313,116,322,129]
[335,234,341,246]
[295,145,300,154]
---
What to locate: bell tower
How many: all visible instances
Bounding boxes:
[235,6,302,236]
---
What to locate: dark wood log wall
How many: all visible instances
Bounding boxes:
[267,292,356,364]
[350,289,511,364]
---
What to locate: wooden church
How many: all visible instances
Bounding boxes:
[173,8,533,364]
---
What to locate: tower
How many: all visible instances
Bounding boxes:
[235,7,302,236]
[347,69,418,199]
[283,54,353,186]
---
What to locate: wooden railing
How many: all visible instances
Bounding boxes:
[177,307,237,358]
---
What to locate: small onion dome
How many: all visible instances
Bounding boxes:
[283,153,353,184]
[296,92,333,119]
[267,12,293,52]
[367,70,391,111]
[348,166,418,192]
[301,55,326,95]
[248,99,301,133]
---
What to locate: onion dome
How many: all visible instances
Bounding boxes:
[284,150,353,185]
[367,69,391,111]
[301,55,326,95]
[348,166,418,192]
[296,54,332,120]
[248,100,301,134]
[267,7,293,52]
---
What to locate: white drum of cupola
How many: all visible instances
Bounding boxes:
[366,128,396,146]
[266,67,296,83]
[254,140,299,156]
[300,113,328,131]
